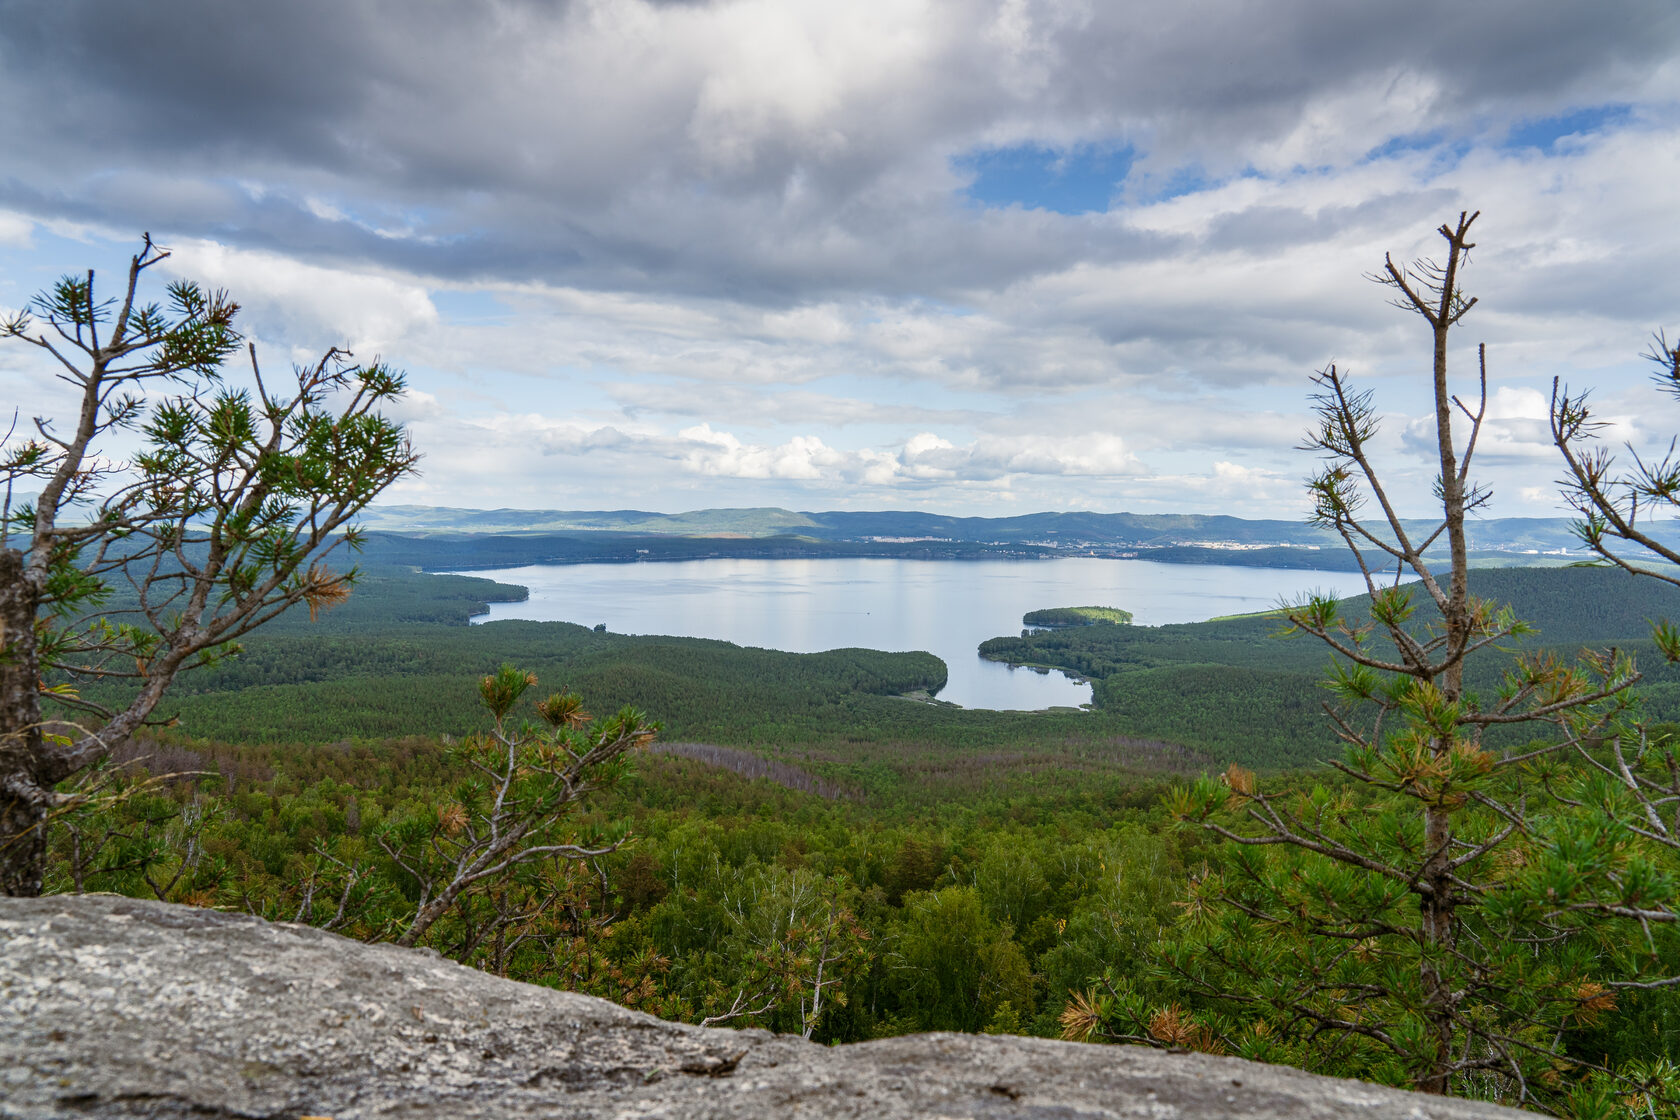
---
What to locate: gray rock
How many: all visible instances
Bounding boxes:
[1,894,1529,1119]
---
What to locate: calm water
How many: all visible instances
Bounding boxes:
[458,557,1371,711]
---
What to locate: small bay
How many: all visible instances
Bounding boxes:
[457,556,1373,711]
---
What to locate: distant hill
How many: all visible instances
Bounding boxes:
[357,504,1658,558]
[360,506,824,536]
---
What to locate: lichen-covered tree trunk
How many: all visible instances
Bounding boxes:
[0,547,48,897]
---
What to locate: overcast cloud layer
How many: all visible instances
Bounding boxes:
[2,0,1678,517]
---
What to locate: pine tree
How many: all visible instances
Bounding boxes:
[1,236,419,895]
[1067,212,1680,1115]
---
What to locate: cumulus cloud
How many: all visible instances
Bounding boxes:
[161,240,439,356]
[676,425,847,479]
[1396,384,1559,465]
[897,431,1140,481]
[2,1,1678,515]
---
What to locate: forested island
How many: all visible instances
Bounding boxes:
[1022,606,1134,628]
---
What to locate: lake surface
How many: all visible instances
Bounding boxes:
[458,557,1372,711]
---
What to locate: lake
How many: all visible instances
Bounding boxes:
[457,556,1373,711]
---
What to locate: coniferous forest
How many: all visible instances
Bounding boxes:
[40,555,1680,1115]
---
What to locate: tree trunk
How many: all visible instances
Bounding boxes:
[1409,213,1474,1095]
[1417,800,1456,1094]
[398,877,467,947]
[0,547,48,897]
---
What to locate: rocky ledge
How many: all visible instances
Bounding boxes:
[1,894,1526,1119]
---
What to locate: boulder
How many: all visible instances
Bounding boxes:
[1,894,1527,1119]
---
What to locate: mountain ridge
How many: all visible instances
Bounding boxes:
[359,504,1620,555]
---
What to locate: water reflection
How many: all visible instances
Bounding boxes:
[456,557,1371,712]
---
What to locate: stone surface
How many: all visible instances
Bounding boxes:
[1,895,1530,1119]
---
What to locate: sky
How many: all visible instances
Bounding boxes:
[1,0,1678,519]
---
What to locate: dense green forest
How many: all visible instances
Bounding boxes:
[63,559,1197,802]
[49,690,1680,1111]
[85,561,1680,778]
[48,728,1208,1038]
[44,557,1680,1114]
[984,565,1680,766]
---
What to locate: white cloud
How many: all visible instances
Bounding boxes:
[1246,70,1445,175]
[384,387,445,423]
[0,211,33,248]
[1487,386,1549,421]
[161,240,439,356]
[898,431,1139,480]
[757,303,854,344]
[676,424,845,479]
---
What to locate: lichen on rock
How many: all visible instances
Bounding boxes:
[1,895,1527,1119]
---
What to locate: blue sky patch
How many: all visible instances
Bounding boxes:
[432,289,511,323]
[956,143,1134,214]
[1503,104,1633,151]
[1360,132,1472,180]
[1136,163,1226,204]
[1365,129,1447,161]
